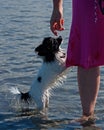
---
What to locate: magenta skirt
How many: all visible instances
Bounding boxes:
[66,0,104,69]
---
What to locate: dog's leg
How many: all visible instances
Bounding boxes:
[44,90,49,108]
[45,96,49,108]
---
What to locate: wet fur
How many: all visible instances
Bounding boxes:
[10,36,67,111]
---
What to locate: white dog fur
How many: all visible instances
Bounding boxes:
[10,36,67,112]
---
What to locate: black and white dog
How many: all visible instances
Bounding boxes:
[10,36,67,111]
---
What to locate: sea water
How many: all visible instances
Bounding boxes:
[0,0,104,129]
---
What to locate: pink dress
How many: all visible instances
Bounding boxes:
[66,0,104,69]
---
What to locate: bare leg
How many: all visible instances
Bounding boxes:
[78,66,100,118]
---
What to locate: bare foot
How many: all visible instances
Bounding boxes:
[75,115,96,127]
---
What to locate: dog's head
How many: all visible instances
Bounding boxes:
[35,36,63,62]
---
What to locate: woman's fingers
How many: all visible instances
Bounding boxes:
[50,19,65,36]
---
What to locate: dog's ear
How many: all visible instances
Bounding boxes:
[57,36,62,44]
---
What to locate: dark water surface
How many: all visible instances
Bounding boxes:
[0,0,104,129]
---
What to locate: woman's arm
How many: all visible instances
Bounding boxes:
[53,0,63,10]
[50,0,64,36]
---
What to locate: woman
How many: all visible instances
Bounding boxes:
[50,0,104,121]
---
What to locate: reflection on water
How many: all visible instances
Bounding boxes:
[0,109,102,130]
[0,0,104,129]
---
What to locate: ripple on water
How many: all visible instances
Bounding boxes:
[0,0,104,129]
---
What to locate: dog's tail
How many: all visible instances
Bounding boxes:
[10,87,31,104]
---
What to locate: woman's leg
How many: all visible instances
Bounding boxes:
[78,66,100,117]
